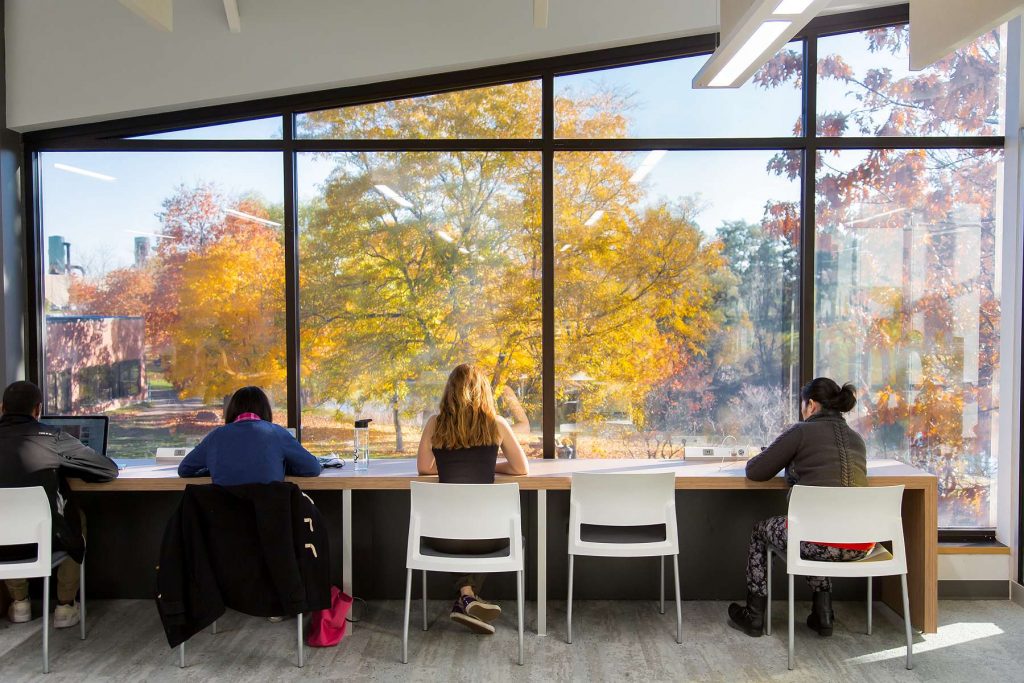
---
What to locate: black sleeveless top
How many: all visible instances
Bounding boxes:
[433,444,499,484]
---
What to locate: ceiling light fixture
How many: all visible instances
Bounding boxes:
[374,184,414,208]
[436,230,455,243]
[694,0,831,89]
[53,163,116,182]
[708,20,791,87]
[773,0,814,14]
[584,210,605,227]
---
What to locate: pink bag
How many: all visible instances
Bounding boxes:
[306,586,353,647]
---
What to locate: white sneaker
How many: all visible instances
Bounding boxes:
[53,602,80,629]
[7,598,31,623]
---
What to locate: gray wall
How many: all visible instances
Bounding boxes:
[1,0,27,385]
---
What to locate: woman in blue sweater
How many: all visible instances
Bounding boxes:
[178,386,321,485]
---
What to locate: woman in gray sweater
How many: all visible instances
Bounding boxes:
[727,378,872,638]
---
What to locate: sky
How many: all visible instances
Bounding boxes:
[40,27,999,278]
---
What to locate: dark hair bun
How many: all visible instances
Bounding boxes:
[800,378,857,413]
[829,383,857,412]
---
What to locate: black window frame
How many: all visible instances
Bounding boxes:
[21,4,1008,538]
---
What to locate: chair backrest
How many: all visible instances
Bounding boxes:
[409,482,521,541]
[568,472,678,554]
[407,482,523,571]
[787,484,906,574]
[570,472,677,526]
[0,487,53,579]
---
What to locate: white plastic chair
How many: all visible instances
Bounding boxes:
[0,486,87,674]
[765,485,912,670]
[403,482,525,665]
[567,472,681,644]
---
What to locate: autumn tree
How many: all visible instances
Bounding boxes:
[760,26,1003,525]
[299,83,726,453]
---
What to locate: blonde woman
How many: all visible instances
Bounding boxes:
[416,363,529,634]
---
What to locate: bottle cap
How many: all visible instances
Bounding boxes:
[354,418,373,428]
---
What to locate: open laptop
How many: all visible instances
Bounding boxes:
[40,415,109,455]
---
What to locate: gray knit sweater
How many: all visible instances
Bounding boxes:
[744,410,868,487]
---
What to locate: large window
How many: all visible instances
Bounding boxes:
[39,152,285,458]
[297,150,542,458]
[554,149,800,457]
[26,11,1015,529]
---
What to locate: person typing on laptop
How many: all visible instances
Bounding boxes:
[0,380,118,628]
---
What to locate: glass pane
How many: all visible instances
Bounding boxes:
[298,151,542,457]
[816,25,1004,136]
[555,42,803,138]
[296,81,541,139]
[814,147,1003,527]
[40,152,286,458]
[128,116,283,140]
[555,149,800,458]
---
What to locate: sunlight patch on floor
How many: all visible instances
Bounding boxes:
[844,622,1003,664]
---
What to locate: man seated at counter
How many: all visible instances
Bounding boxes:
[0,380,119,628]
[178,386,321,485]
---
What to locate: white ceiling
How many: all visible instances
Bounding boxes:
[3,0,901,132]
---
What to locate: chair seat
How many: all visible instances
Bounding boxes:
[579,523,667,544]
[770,542,901,578]
[418,539,511,559]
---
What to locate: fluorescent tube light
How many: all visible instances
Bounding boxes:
[708,21,791,87]
[629,150,667,184]
[53,163,116,182]
[458,246,470,254]
[584,210,605,227]
[436,230,455,243]
[559,243,572,252]
[374,184,414,209]
[773,0,813,13]
[224,209,282,227]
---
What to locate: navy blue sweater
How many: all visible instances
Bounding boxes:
[178,420,321,486]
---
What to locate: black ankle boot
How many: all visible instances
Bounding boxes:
[807,591,835,636]
[727,591,767,637]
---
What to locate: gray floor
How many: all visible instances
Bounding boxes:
[1,597,1022,681]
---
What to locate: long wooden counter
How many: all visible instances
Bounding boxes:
[68,457,938,634]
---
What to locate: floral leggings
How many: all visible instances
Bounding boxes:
[746,515,870,597]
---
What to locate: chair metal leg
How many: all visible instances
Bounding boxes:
[566,554,575,644]
[672,554,682,644]
[787,573,794,671]
[178,642,186,669]
[296,613,304,668]
[211,619,218,635]
[402,569,412,663]
[866,577,873,635]
[766,549,772,636]
[43,576,50,674]
[80,557,87,640]
[659,555,665,614]
[901,573,913,670]
[517,569,525,666]
[422,570,428,631]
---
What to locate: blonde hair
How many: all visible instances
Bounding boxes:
[431,364,502,450]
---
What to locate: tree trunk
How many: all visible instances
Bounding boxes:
[500,385,531,435]
[393,403,404,452]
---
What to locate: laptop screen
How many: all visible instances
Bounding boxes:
[40,416,109,456]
